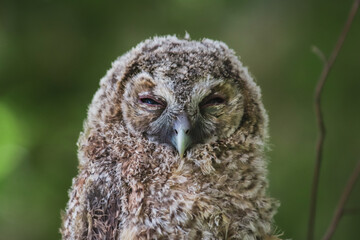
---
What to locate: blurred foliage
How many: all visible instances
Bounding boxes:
[0,103,27,180]
[0,0,359,239]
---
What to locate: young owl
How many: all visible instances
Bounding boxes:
[61,35,280,240]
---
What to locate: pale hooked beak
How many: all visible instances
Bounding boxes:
[172,113,192,158]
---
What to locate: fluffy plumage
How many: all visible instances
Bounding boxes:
[61,35,280,240]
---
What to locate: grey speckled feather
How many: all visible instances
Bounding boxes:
[61,35,280,240]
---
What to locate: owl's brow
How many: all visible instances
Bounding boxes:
[193,79,238,101]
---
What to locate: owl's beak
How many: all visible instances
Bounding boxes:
[172,114,192,158]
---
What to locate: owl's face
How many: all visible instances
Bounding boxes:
[122,71,244,157]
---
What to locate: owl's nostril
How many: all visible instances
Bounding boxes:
[174,129,178,135]
[185,129,190,134]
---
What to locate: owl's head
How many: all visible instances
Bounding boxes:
[86,36,267,159]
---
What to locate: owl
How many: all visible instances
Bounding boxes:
[61,35,280,240]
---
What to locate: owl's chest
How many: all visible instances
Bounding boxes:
[123,170,237,238]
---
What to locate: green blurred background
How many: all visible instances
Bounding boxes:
[0,0,359,239]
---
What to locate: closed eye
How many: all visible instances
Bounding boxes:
[139,95,166,107]
[200,95,226,108]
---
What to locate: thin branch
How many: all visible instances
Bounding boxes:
[311,46,327,64]
[322,159,360,240]
[307,1,360,240]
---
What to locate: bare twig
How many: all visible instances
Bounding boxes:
[322,159,360,240]
[311,46,327,64]
[307,1,360,240]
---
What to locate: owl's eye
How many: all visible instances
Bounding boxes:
[139,95,166,108]
[200,95,226,108]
